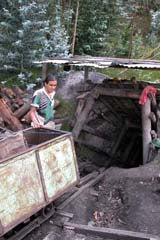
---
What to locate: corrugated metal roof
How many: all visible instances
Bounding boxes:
[34,56,160,70]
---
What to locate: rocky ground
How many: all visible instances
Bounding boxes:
[23,160,160,240]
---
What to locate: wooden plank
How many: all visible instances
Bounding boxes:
[77,132,110,154]
[110,124,128,157]
[92,86,140,99]
[141,97,152,164]
[64,222,159,240]
[77,171,99,187]
[72,96,95,140]
[56,210,74,219]
[57,168,108,210]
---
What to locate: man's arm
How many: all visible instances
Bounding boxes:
[30,106,41,128]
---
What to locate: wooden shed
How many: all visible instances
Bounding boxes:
[35,56,160,167]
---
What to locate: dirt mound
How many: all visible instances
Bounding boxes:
[93,162,160,236]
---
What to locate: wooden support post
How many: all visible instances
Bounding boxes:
[142,97,152,164]
[72,96,95,140]
[84,67,89,83]
[42,63,47,82]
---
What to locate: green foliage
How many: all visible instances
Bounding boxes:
[55,96,76,131]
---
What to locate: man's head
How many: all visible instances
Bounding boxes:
[43,74,57,94]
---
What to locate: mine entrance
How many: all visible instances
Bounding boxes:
[72,79,159,169]
[37,56,160,169]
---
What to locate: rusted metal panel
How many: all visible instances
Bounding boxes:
[0,150,45,235]
[0,128,79,236]
[38,136,79,202]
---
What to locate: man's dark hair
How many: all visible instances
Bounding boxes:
[43,74,57,85]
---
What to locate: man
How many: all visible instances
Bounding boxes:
[30,74,57,128]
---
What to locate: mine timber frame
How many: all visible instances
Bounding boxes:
[64,222,160,240]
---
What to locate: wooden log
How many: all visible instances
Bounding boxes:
[12,86,24,96]
[0,99,23,131]
[72,96,95,140]
[64,222,158,240]
[14,96,24,106]
[92,86,140,99]
[141,97,152,164]
[13,102,30,119]
[1,87,16,99]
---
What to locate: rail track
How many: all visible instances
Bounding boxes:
[1,168,159,240]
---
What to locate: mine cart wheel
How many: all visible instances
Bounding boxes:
[42,202,55,218]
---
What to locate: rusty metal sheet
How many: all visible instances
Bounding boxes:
[0,150,45,234]
[38,136,79,202]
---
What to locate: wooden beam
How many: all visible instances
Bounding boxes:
[110,124,128,158]
[77,171,98,187]
[77,132,110,154]
[42,63,47,82]
[84,67,89,83]
[141,97,152,164]
[92,86,140,99]
[64,222,158,240]
[72,96,95,140]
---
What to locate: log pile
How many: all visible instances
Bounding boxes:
[72,78,160,166]
[0,86,31,131]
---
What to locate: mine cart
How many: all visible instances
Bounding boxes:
[0,128,79,237]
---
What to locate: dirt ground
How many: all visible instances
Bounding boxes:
[23,160,160,240]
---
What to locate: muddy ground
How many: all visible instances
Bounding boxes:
[22,160,160,240]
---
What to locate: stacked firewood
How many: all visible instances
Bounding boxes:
[0,86,31,131]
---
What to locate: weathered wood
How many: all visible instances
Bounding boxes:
[14,96,24,106]
[148,112,156,123]
[64,222,159,240]
[110,124,128,157]
[92,86,140,99]
[1,87,16,99]
[72,96,95,140]
[84,67,89,83]
[56,210,74,219]
[0,99,23,131]
[13,102,30,119]
[77,171,99,187]
[42,63,47,82]
[57,168,107,210]
[77,132,110,154]
[12,86,24,96]
[141,97,152,164]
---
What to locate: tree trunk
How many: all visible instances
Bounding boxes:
[71,0,79,55]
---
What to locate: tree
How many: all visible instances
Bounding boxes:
[0,0,21,71]
[44,1,70,58]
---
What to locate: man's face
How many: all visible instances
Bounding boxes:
[44,80,57,94]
